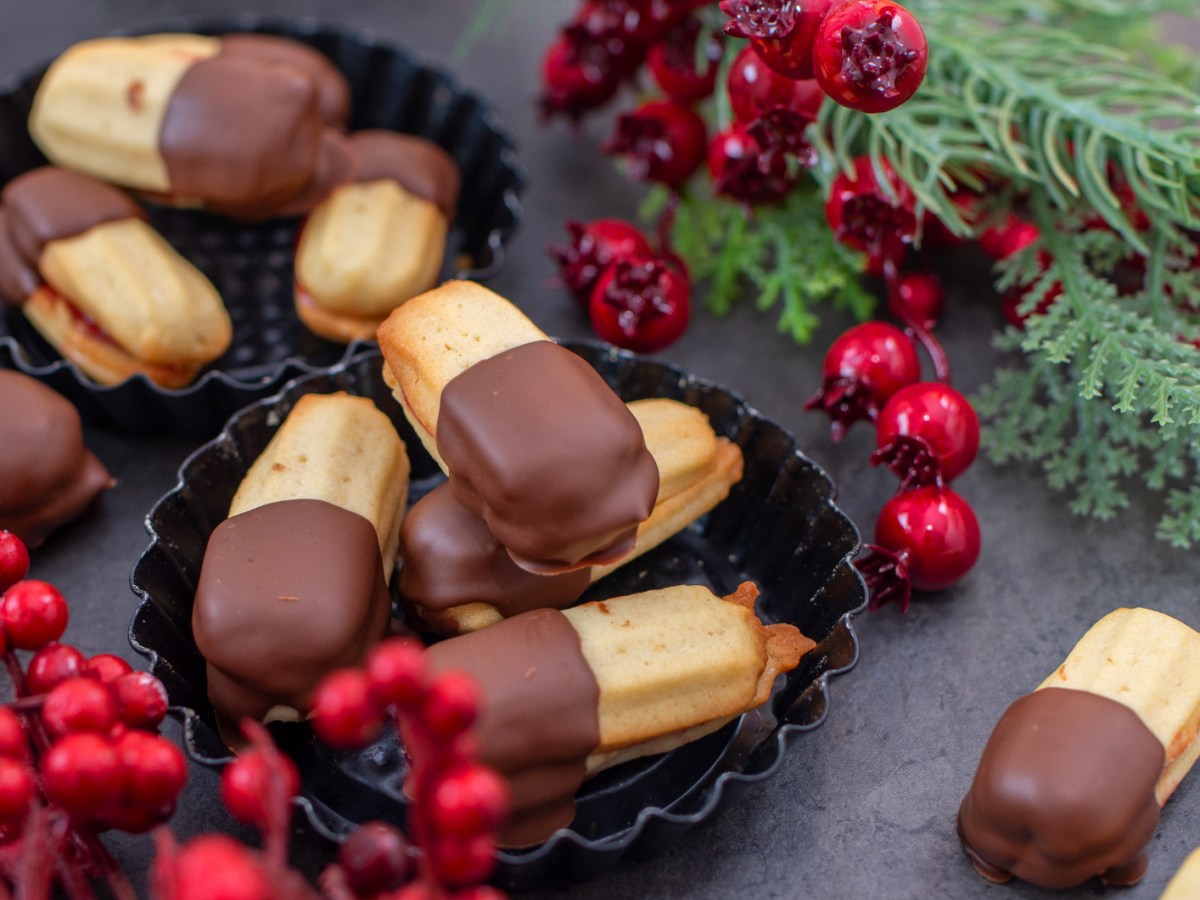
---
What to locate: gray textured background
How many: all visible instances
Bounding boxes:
[2,1,1199,897]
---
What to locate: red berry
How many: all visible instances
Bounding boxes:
[647,16,723,104]
[708,122,798,206]
[825,156,917,276]
[875,486,980,592]
[576,0,678,45]
[813,0,928,113]
[603,100,707,187]
[0,708,27,760]
[311,669,381,749]
[25,642,86,695]
[539,29,624,121]
[42,732,122,817]
[589,255,691,353]
[0,758,34,823]
[84,653,134,686]
[421,671,480,743]
[726,46,824,124]
[429,834,497,888]
[431,764,510,838]
[722,0,834,80]
[887,271,944,330]
[338,821,412,895]
[0,532,29,595]
[169,836,273,900]
[979,215,1040,260]
[1,580,68,651]
[875,382,980,483]
[366,639,428,711]
[548,219,653,306]
[41,677,118,738]
[113,671,169,729]
[805,321,921,438]
[220,748,299,829]
[113,730,188,817]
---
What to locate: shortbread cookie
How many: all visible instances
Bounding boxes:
[0,371,113,546]
[426,582,812,847]
[295,132,461,343]
[193,498,392,744]
[958,607,1200,889]
[378,281,659,573]
[1161,848,1200,900]
[0,167,231,388]
[229,392,409,577]
[29,33,353,219]
[400,398,745,633]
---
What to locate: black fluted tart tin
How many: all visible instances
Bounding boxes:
[0,15,524,436]
[129,345,866,891]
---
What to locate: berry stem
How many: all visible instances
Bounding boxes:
[884,262,951,383]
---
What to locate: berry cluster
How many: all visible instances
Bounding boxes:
[0,530,184,898]
[308,640,510,900]
[542,0,928,354]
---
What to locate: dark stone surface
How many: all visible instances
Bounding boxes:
[1,1,1199,897]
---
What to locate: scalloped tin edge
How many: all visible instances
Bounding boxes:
[0,13,525,423]
[129,343,866,885]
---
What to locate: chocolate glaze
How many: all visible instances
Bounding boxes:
[159,53,325,219]
[348,131,461,219]
[192,499,391,743]
[958,687,1164,889]
[220,33,350,129]
[436,341,659,574]
[272,128,358,219]
[398,483,591,631]
[0,167,145,304]
[426,608,600,847]
[0,371,112,546]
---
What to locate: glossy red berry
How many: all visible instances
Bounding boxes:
[0,758,34,823]
[589,255,691,353]
[887,271,944,330]
[539,30,624,121]
[339,821,412,895]
[813,0,928,113]
[84,653,134,686]
[169,836,273,900]
[548,219,654,306]
[42,732,121,817]
[805,321,920,438]
[113,671,169,729]
[708,125,791,206]
[366,638,428,711]
[647,16,723,103]
[114,730,188,816]
[875,383,980,483]
[722,0,835,81]
[311,669,382,749]
[25,642,86,695]
[979,215,1040,260]
[726,46,824,124]
[220,747,299,829]
[0,708,28,760]
[1,580,68,651]
[826,156,917,276]
[421,671,480,743]
[431,764,510,838]
[875,486,980,591]
[0,532,29,594]
[429,834,497,888]
[603,100,707,187]
[41,677,119,738]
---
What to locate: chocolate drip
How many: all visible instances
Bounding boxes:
[436,341,659,573]
[349,131,461,219]
[426,609,600,846]
[399,483,591,630]
[192,499,391,742]
[220,33,350,129]
[159,53,325,219]
[0,371,112,547]
[958,687,1164,889]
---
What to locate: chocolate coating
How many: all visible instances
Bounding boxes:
[399,483,591,631]
[0,210,37,306]
[427,608,600,847]
[958,687,1165,889]
[220,33,351,129]
[0,370,112,546]
[349,131,461,219]
[192,499,391,742]
[160,53,325,218]
[436,341,659,573]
